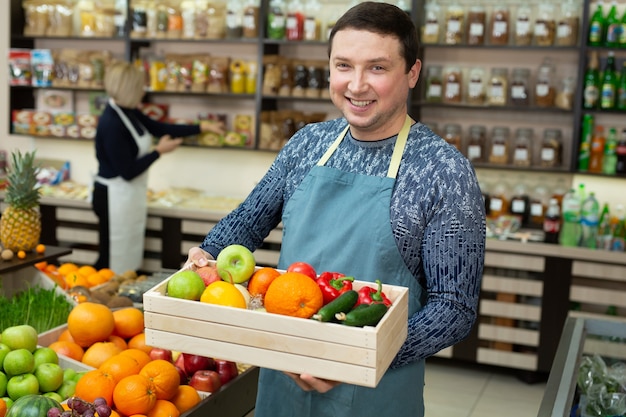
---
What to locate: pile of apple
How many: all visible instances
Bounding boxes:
[148,347,238,393]
[0,325,84,408]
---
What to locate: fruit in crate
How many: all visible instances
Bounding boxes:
[215,244,256,284]
[189,369,221,393]
[166,270,205,301]
[0,150,42,252]
[200,281,247,308]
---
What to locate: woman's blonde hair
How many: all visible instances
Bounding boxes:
[104,61,146,108]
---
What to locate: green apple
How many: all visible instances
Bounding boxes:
[0,371,7,397]
[33,347,59,369]
[167,270,206,300]
[1,325,38,352]
[0,343,10,369]
[3,349,35,377]
[63,368,77,382]
[56,379,76,400]
[73,371,88,383]
[35,362,64,393]
[6,373,39,401]
[216,244,256,284]
[43,391,64,403]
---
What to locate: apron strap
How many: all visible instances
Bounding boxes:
[317,116,412,180]
[109,98,145,139]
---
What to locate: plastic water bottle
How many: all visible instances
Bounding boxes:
[579,192,600,249]
[559,188,582,247]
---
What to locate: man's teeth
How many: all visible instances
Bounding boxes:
[350,99,372,107]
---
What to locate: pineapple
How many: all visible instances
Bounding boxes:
[0,150,42,252]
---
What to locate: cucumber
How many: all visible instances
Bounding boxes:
[336,303,388,327]
[312,290,358,322]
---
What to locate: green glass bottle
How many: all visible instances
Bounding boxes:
[604,1,621,47]
[588,3,605,46]
[603,127,618,175]
[583,51,600,109]
[620,8,626,47]
[600,51,617,110]
[617,62,626,111]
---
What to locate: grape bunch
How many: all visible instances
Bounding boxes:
[47,396,112,417]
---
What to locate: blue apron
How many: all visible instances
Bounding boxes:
[254,116,425,417]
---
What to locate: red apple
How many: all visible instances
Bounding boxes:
[175,365,188,385]
[149,348,173,362]
[189,369,222,393]
[196,265,222,287]
[214,359,239,385]
[182,353,215,375]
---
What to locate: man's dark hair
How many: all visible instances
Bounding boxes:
[328,1,419,73]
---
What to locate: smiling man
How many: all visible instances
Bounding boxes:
[186,2,486,416]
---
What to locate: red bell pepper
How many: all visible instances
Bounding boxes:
[356,279,392,307]
[316,272,355,305]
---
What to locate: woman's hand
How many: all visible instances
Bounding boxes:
[184,246,214,269]
[200,120,226,135]
[284,372,342,393]
[155,134,183,154]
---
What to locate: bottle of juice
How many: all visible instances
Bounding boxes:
[604,1,621,47]
[588,125,605,173]
[582,51,600,109]
[587,2,605,46]
[602,127,617,175]
[578,114,594,172]
[600,51,617,110]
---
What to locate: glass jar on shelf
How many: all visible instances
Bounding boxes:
[422,0,442,44]
[510,67,531,106]
[555,75,575,110]
[425,65,443,103]
[489,4,510,46]
[514,4,533,46]
[512,128,534,167]
[556,0,580,46]
[442,65,463,104]
[443,123,463,151]
[444,2,465,45]
[533,3,556,46]
[488,67,508,106]
[466,67,486,105]
[488,126,510,165]
[467,125,487,163]
[539,128,563,168]
[242,0,260,38]
[535,58,556,107]
[466,5,486,45]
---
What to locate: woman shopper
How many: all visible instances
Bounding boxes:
[92,61,224,273]
[186,2,485,416]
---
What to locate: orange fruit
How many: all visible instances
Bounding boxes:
[65,271,88,288]
[109,412,121,417]
[17,250,27,259]
[75,369,116,406]
[57,328,75,343]
[48,340,84,362]
[120,348,152,368]
[146,399,180,417]
[78,265,98,277]
[82,341,123,368]
[34,261,47,270]
[247,267,281,298]
[170,385,201,414]
[113,374,158,416]
[36,243,46,254]
[87,272,108,287]
[68,302,116,347]
[200,281,247,308]
[112,307,145,339]
[108,334,128,351]
[0,397,7,417]
[264,272,324,318]
[139,360,180,401]
[58,262,78,275]
[128,332,153,354]
[98,267,116,279]
[100,353,142,383]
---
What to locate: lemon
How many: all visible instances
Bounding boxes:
[200,281,247,309]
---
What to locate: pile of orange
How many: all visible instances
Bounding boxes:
[47,303,202,416]
[34,262,116,292]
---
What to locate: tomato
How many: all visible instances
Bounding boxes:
[286,261,317,280]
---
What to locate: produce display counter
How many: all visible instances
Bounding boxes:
[0,245,71,274]
[538,313,626,417]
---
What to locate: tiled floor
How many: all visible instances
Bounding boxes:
[423,358,547,417]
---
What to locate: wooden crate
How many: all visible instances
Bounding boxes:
[143,269,409,388]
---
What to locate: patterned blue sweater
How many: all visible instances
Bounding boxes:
[201,117,486,367]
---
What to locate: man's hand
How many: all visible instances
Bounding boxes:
[184,246,214,269]
[284,372,341,393]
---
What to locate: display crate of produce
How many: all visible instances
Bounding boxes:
[1,267,75,306]
[143,267,409,388]
[38,324,93,372]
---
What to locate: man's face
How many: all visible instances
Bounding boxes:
[329,29,421,140]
